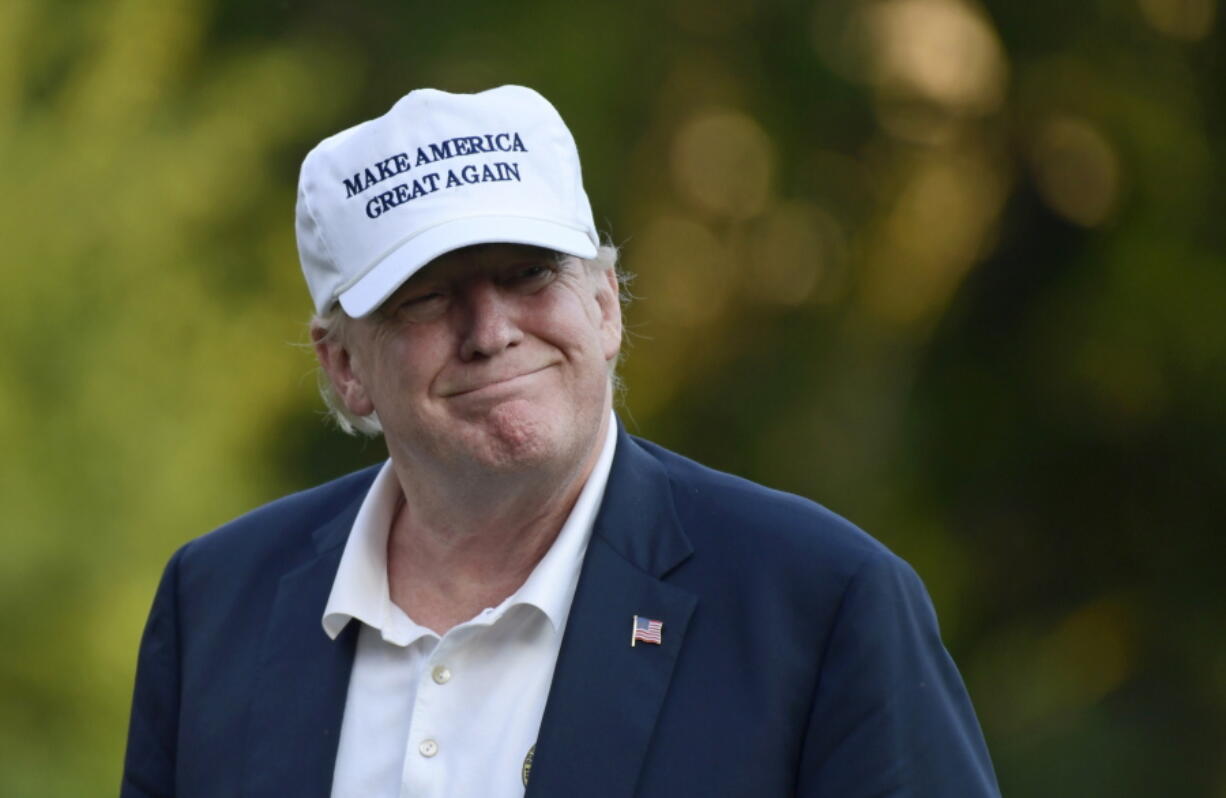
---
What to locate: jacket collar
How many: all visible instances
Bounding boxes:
[527,422,698,796]
[243,471,372,798]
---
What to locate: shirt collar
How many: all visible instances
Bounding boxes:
[321,410,619,642]
[321,458,403,641]
[505,411,617,631]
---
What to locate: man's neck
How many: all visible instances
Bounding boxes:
[383,417,609,634]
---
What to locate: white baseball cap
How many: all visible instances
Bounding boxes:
[295,85,599,317]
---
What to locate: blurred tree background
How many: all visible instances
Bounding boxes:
[2,0,1223,794]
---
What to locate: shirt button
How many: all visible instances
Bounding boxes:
[419,738,439,758]
[432,665,452,685]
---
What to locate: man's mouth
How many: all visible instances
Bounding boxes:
[443,365,553,398]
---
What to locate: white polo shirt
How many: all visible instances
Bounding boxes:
[321,415,617,798]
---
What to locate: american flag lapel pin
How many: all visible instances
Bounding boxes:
[631,615,663,647]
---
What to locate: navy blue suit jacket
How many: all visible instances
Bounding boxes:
[122,428,1000,797]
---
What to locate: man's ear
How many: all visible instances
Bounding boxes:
[311,323,375,417]
[595,268,623,363]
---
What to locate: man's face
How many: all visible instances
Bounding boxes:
[320,244,622,479]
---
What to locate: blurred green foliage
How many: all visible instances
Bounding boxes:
[2,0,1222,794]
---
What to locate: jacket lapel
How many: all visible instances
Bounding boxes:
[528,430,697,797]
[242,489,365,798]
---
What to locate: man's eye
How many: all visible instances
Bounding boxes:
[506,262,556,288]
[404,291,444,306]
[387,290,448,321]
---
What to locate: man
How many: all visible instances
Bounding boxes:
[122,85,1000,797]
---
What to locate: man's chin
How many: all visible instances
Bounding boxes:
[457,403,565,470]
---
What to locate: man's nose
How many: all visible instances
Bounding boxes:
[458,281,523,360]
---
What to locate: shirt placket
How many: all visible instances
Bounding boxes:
[399,626,481,798]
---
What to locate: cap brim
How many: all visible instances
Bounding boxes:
[338,216,598,318]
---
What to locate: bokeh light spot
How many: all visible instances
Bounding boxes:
[1030,116,1122,228]
[671,108,775,220]
[1137,0,1217,40]
[866,0,1007,114]
[861,149,1007,324]
[749,201,846,306]
[632,215,734,327]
